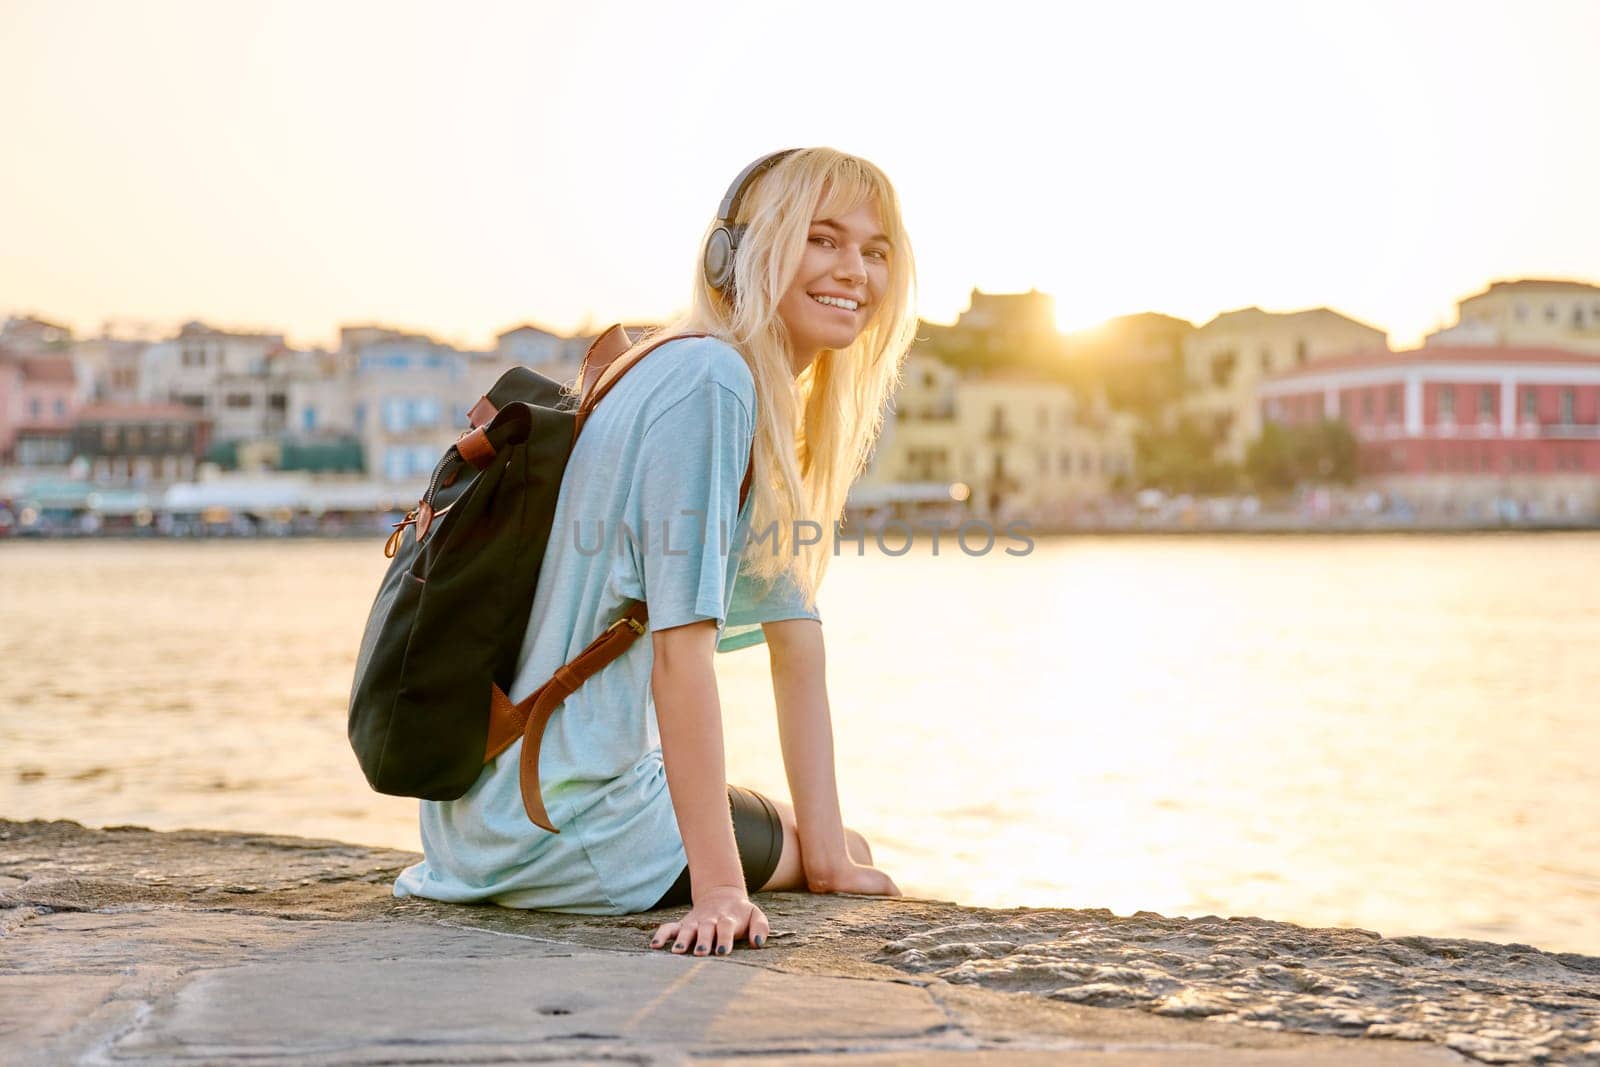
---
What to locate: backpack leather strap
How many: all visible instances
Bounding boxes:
[483,600,649,833]
[482,328,758,833]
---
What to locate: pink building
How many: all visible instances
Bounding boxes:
[0,349,79,465]
[1258,346,1600,515]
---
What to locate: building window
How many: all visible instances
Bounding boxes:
[1546,304,1559,323]
[101,426,117,449]
[1387,386,1401,419]
[28,398,40,418]
[225,393,253,408]
[1295,339,1308,366]
[1362,391,1374,419]
[1560,388,1575,424]
[1514,302,1527,322]
[1478,386,1495,419]
[53,399,65,417]
[409,396,441,428]
[1059,450,1071,474]
[1211,350,1237,388]
[382,397,409,433]
[1438,387,1455,420]
[1522,388,1538,420]
[168,425,186,445]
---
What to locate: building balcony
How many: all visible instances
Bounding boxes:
[1541,422,1600,439]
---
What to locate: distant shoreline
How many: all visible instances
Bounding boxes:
[5,522,1598,544]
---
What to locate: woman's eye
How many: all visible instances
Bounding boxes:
[866,248,888,261]
[809,235,834,247]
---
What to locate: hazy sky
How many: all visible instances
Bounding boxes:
[3,0,1598,351]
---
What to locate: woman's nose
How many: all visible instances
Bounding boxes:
[835,248,868,284]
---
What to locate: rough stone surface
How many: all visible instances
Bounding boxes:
[871,912,1600,1066]
[0,819,1583,1064]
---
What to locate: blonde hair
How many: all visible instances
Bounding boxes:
[631,148,918,610]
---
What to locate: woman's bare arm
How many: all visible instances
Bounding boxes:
[653,620,741,893]
[650,619,769,955]
[763,617,896,894]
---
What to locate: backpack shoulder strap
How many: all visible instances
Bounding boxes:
[573,326,754,513]
[573,329,710,439]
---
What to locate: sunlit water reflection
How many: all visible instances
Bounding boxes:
[2,535,1595,954]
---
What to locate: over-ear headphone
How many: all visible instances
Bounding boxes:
[702,149,800,300]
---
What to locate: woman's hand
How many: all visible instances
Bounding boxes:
[808,860,901,897]
[650,884,771,956]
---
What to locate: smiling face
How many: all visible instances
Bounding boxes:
[776,199,892,374]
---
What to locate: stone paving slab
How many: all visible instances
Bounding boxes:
[4,819,1574,1064]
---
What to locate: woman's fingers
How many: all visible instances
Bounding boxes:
[714,915,736,955]
[747,906,771,948]
[696,919,720,956]
[651,921,680,950]
[654,902,769,957]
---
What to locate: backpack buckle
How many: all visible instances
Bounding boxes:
[607,616,646,637]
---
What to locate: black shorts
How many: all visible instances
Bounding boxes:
[648,785,784,910]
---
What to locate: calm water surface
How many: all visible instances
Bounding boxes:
[2,535,1596,954]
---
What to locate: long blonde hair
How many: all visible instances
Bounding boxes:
[631,148,917,610]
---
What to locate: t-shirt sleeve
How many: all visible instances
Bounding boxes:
[717,564,822,653]
[621,376,754,634]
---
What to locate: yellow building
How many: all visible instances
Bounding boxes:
[1181,306,1388,461]
[1426,278,1600,353]
[857,352,1134,526]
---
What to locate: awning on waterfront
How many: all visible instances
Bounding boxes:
[848,482,965,506]
[164,479,306,513]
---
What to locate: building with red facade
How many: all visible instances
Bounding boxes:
[1258,346,1600,517]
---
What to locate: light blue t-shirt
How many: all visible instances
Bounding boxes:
[393,336,820,914]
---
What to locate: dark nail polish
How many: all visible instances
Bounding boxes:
[717,945,729,955]
[695,946,708,955]
[755,935,766,947]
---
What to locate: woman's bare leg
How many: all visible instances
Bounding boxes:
[758,796,873,892]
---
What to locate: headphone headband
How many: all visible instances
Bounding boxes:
[716,149,799,225]
[703,149,801,299]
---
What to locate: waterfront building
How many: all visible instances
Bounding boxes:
[495,322,575,380]
[1425,278,1600,353]
[1258,346,1600,517]
[346,328,468,485]
[138,322,292,444]
[1182,307,1389,462]
[70,335,147,404]
[71,403,211,485]
[0,315,73,356]
[285,347,357,441]
[0,350,78,467]
[857,352,1134,525]
[1063,311,1195,422]
[916,289,1063,377]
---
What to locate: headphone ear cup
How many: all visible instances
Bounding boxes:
[703,226,736,294]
